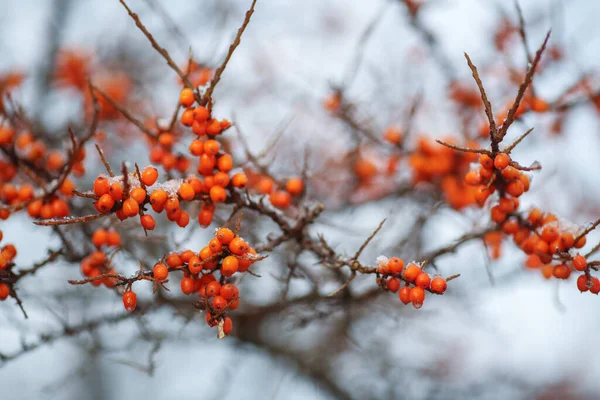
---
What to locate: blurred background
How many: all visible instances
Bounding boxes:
[1,0,600,399]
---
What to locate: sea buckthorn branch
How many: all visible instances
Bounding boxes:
[200,0,258,111]
[117,0,197,97]
[497,31,551,139]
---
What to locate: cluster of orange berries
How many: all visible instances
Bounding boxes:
[181,61,213,88]
[0,230,15,301]
[0,130,85,176]
[465,152,530,211]
[179,90,231,137]
[148,131,192,173]
[409,137,479,210]
[80,232,120,287]
[244,171,304,209]
[376,257,448,309]
[122,227,260,336]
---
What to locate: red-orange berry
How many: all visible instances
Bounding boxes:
[573,254,587,271]
[270,190,291,209]
[223,317,233,335]
[552,264,571,279]
[403,264,421,282]
[181,277,196,295]
[221,256,239,277]
[216,228,234,244]
[140,214,156,230]
[228,237,248,255]
[166,253,183,267]
[141,167,159,186]
[154,263,169,280]
[410,286,425,309]
[231,173,248,188]
[92,229,108,248]
[577,275,589,292]
[220,283,239,301]
[93,176,110,196]
[430,277,447,293]
[205,281,221,298]
[399,286,411,304]
[493,153,510,170]
[122,291,137,312]
[0,283,9,300]
[415,272,431,289]
[387,277,400,293]
[96,194,115,213]
[179,88,195,107]
[122,198,139,217]
[211,295,227,310]
[285,178,304,196]
[388,257,404,274]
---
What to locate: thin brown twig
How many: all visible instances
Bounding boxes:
[201,0,258,111]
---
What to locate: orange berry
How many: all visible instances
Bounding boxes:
[493,153,510,170]
[0,283,9,300]
[527,208,543,227]
[158,132,175,149]
[479,154,494,170]
[181,108,195,126]
[140,214,156,230]
[285,178,304,196]
[27,200,42,218]
[501,166,519,180]
[122,198,139,217]
[577,274,590,292]
[270,190,291,209]
[410,286,425,309]
[177,211,190,227]
[165,197,180,215]
[109,183,123,201]
[228,237,248,255]
[206,119,222,136]
[221,256,239,277]
[231,173,248,188]
[209,185,227,203]
[189,140,204,156]
[590,278,600,294]
[573,255,587,271]
[257,177,274,194]
[141,167,159,186]
[403,264,421,282]
[179,182,195,201]
[217,154,233,172]
[166,253,183,267]
[387,277,400,293]
[188,256,203,275]
[192,120,207,136]
[216,228,234,244]
[181,277,196,295]
[541,226,559,243]
[93,176,110,196]
[490,206,507,223]
[211,295,227,310]
[106,230,121,247]
[208,238,223,253]
[415,272,431,289]
[220,283,239,301]
[574,236,587,249]
[552,264,571,279]
[96,194,115,213]
[154,263,169,280]
[198,208,213,227]
[465,170,481,186]
[558,233,575,251]
[179,88,195,107]
[199,246,213,261]
[205,281,222,298]
[388,257,404,275]
[383,127,402,144]
[122,291,137,312]
[498,197,515,214]
[204,140,220,155]
[214,172,230,187]
[193,106,210,122]
[149,189,167,212]
[92,229,108,248]
[506,180,524,197]
[130,187,147,204]
[399,286,411,304]
[430,277,447,293]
